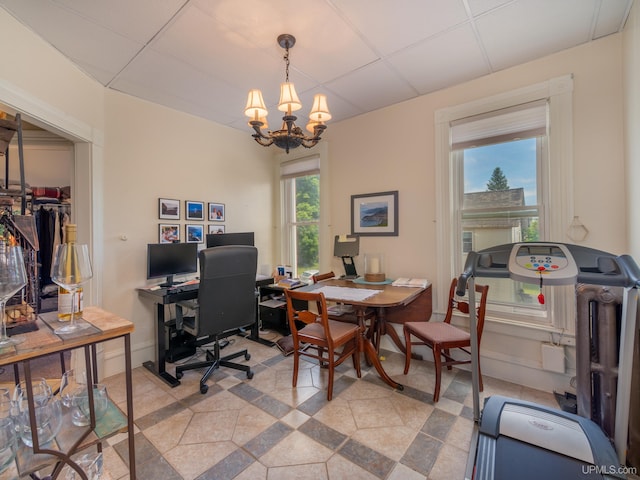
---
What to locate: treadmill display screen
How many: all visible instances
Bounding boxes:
[518,245,565,258]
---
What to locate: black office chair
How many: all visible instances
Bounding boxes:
[175,245,257,394]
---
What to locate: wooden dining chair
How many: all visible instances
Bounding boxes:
[284,288,361,400]
[403,278,489,402]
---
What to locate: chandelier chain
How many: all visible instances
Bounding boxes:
[284,45,290,83]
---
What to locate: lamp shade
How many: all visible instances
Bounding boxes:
[244,89,268,119]
[278,82,302,112]
[306,121,320,134]
[308,93,331,122]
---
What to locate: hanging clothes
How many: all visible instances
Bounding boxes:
[35,204,70,288]
[36,206,56,287]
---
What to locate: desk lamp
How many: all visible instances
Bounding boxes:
[333,235,360,279]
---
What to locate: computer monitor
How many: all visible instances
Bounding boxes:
[147,242,198,287]
[206,231,254,248]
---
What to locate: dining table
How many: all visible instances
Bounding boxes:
[299,278,428,391]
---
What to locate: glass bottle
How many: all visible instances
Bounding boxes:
[57,224,83,321]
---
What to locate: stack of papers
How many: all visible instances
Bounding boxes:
[391,278,430,288]
[314,286,380,302]
[277,278,304,289]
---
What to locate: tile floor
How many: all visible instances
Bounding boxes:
[99,335,558,480]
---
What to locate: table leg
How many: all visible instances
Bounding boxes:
[357,307,404,391]
[248,296,276,347]
[381,320,407,354]
[124,334,137,480]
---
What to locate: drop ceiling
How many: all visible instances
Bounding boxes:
[0,0,633,132]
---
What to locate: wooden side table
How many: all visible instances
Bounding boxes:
[0,306,136,480]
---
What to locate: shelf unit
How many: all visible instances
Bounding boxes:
[258,283,307,335]
[0,307,136,479]
[0,112,27,215]
[0,111,40,323]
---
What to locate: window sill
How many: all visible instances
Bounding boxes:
[450,314,575,346]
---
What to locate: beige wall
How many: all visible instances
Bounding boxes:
[327,34,626,279]
[325,34,627,391]
[0,9,104,132]
[102,91,274,367]
[625,0,640,261]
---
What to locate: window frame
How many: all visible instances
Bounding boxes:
[435,75,575,335]
[279,154,321,278]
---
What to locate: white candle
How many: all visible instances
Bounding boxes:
[369,257,380,274]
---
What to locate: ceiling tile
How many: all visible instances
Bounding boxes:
[332,0,469,56]
[52,0,185,42]
[325,61,418,112]
[150,3,318,100]
[0,0,142,84]
[476,0,599,71]
[193,0,379,84]
[387,24,491,95]
[466,0,513,16]
[111,49,245,125]
[593,0,633,38]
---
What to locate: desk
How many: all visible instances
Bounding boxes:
[0,306,136,479]
[138,276,273,388]
[300,279,428,391]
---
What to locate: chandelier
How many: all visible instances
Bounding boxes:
[244,34,331,154]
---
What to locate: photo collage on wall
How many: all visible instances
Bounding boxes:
[158,198,226,244]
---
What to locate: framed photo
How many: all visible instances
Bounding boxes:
[185,224,204,243]
[208,202,225,222]
[185,200,204,221]
[159,198,180,220]
[159,224,180,243]
[208,224,225,234]
[351,190,399,236]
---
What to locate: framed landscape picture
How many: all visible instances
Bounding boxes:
[351,190,398,236]
[159,198,180,220]
[185,200,204,221]
[185,224,204,243]
[208,202,225,221]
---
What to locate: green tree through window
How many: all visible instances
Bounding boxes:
[295,174,319,270]
[486,167,510,191]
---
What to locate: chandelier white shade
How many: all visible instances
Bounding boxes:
[244,34,330,153]
[244,89,268,119]
[278,83,302,113]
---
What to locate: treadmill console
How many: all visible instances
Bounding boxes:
[508,243,578,286]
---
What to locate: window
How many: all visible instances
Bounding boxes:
[280,155,320,277]
[435,76,574,331]
[462,231,473,254]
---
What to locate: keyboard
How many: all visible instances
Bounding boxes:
[167,282,199,293]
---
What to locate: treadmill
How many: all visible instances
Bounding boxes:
[459,242,640,480]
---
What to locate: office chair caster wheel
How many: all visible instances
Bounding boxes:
[200,384,208,394]
[245,352,251,361]
[247,370,254,379]
[176,371,183,379]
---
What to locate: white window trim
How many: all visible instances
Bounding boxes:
[435,75,575,335]
[275,142,330,275]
